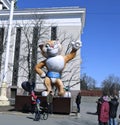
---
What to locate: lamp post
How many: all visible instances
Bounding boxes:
[0,0,15,106]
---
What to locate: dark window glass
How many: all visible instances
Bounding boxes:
[30,27,38,82]
[12,27,21,86]
[0,28,4,71]
[51,27,57,40]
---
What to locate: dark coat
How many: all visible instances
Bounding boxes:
[76,93,81,104]
[109,98,119,118]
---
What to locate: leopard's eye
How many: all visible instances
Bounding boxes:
[54,41,56,45]
[46,43,50,48]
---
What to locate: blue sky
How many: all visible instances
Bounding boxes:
[17,0,120,87]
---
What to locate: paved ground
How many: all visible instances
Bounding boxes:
[0,102,98,125]
[0,97,119,125]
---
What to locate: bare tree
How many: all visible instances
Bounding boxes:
[58,32,81,89]
[13,14,81,92]
[80,73,96,90]
[15,15,50,84]
[101,75,120,95]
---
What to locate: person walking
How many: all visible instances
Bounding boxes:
[47,91,53,114]
[75,92,81,113]
[109,95,119,125]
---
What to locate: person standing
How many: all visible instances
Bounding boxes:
[109,96,119,125]
[75,92,81,113]
[47,91,53,114]
[95,96,103,115]
[98,96,110,125]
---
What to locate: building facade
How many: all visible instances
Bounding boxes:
[0,1,86,98]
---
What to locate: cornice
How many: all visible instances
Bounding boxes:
[0,6,85,15]
[0,7,86,29]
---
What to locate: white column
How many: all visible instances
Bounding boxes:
[3,0,15,83]
[0,0,15,106]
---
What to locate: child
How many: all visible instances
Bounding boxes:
[31,91,37,114]
[98,96,110,125]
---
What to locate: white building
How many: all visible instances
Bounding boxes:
[0,1,86,98]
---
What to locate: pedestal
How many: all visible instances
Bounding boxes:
[15,95,71,114]
[0,82,10,106]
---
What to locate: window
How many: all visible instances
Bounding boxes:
[12,27,21,86]
[51,26,57,40]
[11,88,17,98]
[31,27,38,82]
[0,28,4,71]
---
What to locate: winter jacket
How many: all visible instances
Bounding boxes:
[31,94,37,105]
[99,101,110,123]
[76,94,81,105]
[109,98,119,118]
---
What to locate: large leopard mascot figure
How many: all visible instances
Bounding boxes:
[35,40,81,97]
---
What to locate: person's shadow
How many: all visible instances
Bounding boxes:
[86,112,98,115]
[26,116,35,121]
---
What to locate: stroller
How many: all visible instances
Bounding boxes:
[34,99,48,121]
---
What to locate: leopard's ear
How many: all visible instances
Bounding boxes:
[39,44,43,50]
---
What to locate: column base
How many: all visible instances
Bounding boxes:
[0,82,10,106]
[0,99,10,106]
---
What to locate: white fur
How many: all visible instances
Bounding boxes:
[42,91,48,96]
[46,55,65,72]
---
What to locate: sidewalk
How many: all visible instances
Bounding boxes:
[0,97,119,125]
[0,105,26,115]
[0,105,15,112]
